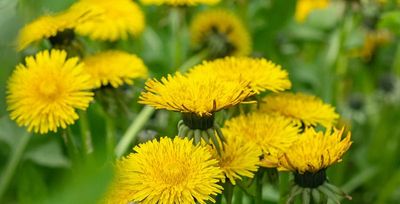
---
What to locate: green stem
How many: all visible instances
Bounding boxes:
[255,171,264,204]
[0,132,30,201]
[279,172,290,204]
[234,188,243,204]
[224,181,234,204]
[62,128,79,159]
[169,7,187,70]
[79,110,93,154]
[178,50,208,72]
[115,106,155,158]
[105,114,116,159]
[392,42,400,75]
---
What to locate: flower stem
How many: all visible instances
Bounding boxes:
[62,128,80,162]
[224,181,234,204]
[169,7,186,70]
[234,188,243,204]
[115,106,155,158]
[178,50,208,72]
[255,170,264,204]
[78,110,93,154]
[279,172,290,204]
[0,132,30,201]
[105,113,116,159]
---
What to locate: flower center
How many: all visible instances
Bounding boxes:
[294,169,326,188]
[205,26,236,58]
[39,80,60,100]
[182,113,214,130]
[160,161,190,185]
[49,29,75,47]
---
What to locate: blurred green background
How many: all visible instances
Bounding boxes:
[1,0,400,203]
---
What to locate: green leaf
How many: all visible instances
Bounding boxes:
[17,163,48,204]
[0,116,28,148]
[41,163,113,204]
[378,11,400,35]
[24,140,70,168]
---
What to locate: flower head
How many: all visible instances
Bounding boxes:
[190,9,251,57]
[351,29,392,59]
[105,137,223,204]
[188,57,291,93]
[278,128,352,174]
[209,134,261,185]
[72,0,145,41]
[16,8,93,51]
[295,0,330,23]
[140,0,220,6]
[7,50,93,134]
[259,92,339,128]
[223,113,300,168]
[139,72,253,116]
[83,50,148,88]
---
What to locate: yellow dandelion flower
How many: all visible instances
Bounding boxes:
[188,57,291,93]
[278,128,352,174]
[190,9,251,57]
[72,0,145,41]
[139,72,253,116]
[105,137,223,204]
[209,134,261,185]
[140,0,220,6]
[223,113,299,168]
[351,29,393,59]
[259,92,339,128]
[7,49,94,134]
[295,0,330,23]
[83,50,148,88]
[16,7,94,51]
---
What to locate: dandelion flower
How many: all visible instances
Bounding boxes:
[72,0,145,41]
[209,134,261,185]
[278,128,352,174]
[139,72,253,117]
[105,137,223,204]
[351,29,392,59]
[83,50,148,88]
[295,0,330,23]
[223,113,299,168]
[190,9,251,57]
[188,57,291,93]
[259,92,339,128]
[280,128,352,203]
[7,50,93,134]
[16,7,94,51]
[140,0,220,6]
